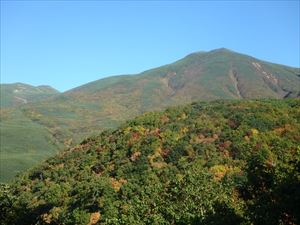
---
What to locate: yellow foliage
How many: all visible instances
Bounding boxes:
[130,151,141,161]
[250,128,259,136]
[134,125,146,133]
[123,127,132,135]
[245,128,259,141]
[108,163,115,172]
[88,212,101,225]
[110,178,127,192]
[180,126,189,135]
[148,147,167,169]
[49,207,62,221]
[176,173,184,181]
[210,165,228,181]
[190,134,218,144]
[41,213,52,224]
[244,135,250,142]
[210,165,241,181]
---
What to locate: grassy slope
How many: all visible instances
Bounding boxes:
[2,99,300,224]
[0,83,60,182]
[0,108,62,182]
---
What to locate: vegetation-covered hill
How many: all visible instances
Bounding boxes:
[68,48,300,100]
[1,49,300,182]
[27,48,300,140]
[1,99,299,225]
[0,83,59,108]
[21,48,300,144]
[0,84,61,182]
[0,107,62,182]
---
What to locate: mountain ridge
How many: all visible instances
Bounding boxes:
[2,48,299,94]
[0,83,59,108]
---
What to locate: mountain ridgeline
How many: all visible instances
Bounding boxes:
[0,83,59,108]
[1,99,300,224]
[0,48,300,182]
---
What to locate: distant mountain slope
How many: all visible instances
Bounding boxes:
[0,83,59,107]
[2,99,300,224]
[0,83,61,181]
[1,48,299,182]
[0,108,62,182]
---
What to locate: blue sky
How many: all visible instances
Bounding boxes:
[1,1,299,92]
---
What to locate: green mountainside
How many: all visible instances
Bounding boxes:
[0,83,59,108]
[1,99,299,224]
[22,48,300,142]
[0,108,62,182]
[1,49,300,182]
[0,84,60,182]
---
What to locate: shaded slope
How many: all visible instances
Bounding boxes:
[2,99,300,225]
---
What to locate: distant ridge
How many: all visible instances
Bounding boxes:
[0,83,59,107]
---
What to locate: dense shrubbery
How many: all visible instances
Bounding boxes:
[1,99,300,225]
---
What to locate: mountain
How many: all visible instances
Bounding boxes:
[1,48,300,182]
[67,48,300,101]
[2,99,299,224]
[0,83,59,107]
[20,48,300,141]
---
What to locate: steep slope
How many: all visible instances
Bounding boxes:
[1,99,299,225]
[0,83,59,107]
[1,49,300,182]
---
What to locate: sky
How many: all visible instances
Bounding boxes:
[1,1,299,92]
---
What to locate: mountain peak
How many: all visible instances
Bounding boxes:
[209,48,234,53]
[188,48,233,56]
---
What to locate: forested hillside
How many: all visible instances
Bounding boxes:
[1,99,299,225]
